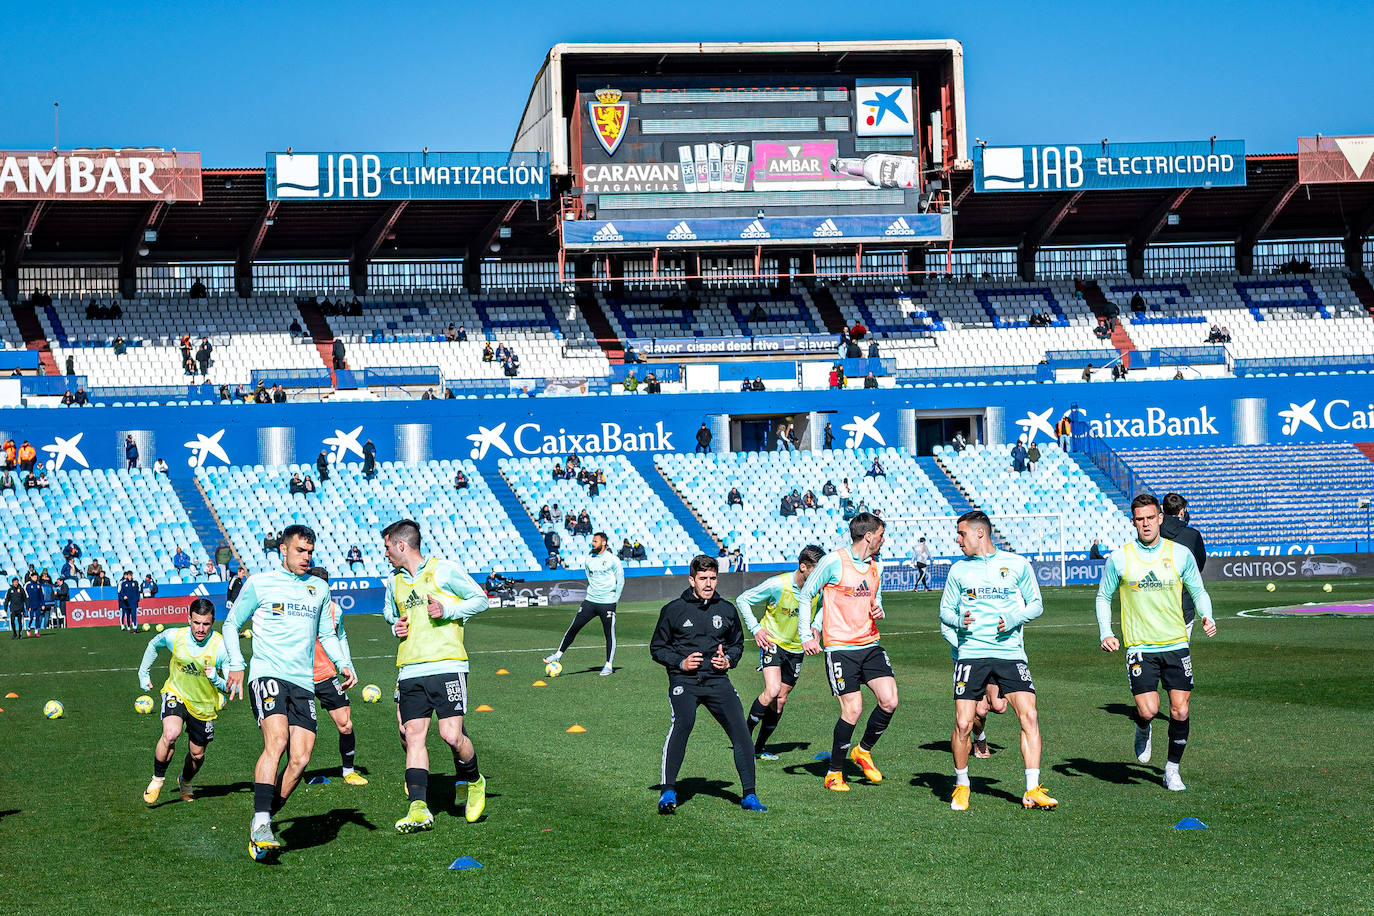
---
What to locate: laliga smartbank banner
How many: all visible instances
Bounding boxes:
[0,150,203,201]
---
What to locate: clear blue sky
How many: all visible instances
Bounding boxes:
[2,1,1366,165]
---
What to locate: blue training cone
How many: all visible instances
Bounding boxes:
[449,856,483,870]
[813,752,831,762]
[1173,817,1208,830]
[307,776,332,785]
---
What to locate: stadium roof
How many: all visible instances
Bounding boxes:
[1,155,1371,271]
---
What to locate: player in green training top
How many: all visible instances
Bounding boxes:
[939,511,1057,811]
[735,544,823,760]
[381,519,490,834]
[543,531,624,676]
[1095,494,1216,792]
[137,598,228,805]
[223,524,355,861]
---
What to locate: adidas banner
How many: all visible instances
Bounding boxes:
[563,213,949,248]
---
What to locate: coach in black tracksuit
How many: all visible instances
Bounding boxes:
[1162,492,1207,627]
[650,555,758,812]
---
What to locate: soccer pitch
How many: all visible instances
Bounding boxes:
[1,579,1371,914]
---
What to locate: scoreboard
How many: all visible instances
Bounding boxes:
[562,75,951,250]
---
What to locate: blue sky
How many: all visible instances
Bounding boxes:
[1,1,1366,165]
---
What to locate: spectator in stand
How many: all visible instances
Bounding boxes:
[289,473,305,495]
[631,540,646,561]
[695,423,712,454]
[252,382,269,404]
[172,547,191,572]
[65,354,75,375]
[1027,441,1041,472]
[302,474,317,493]
[316,449,330,482]
[779,492,797,518]
[551,462,566,480]
[482,342,494,362]
[1010,439,1028,473]
[802,490,819,510]
[18,440,36,473]
[1207,324,1221,343]
[495,342,510,363]
[61,389,75,406]
[421,388,436,401]
[545,551,565,570]
[624,344,640,364]
[346,545,364,573]
[727,487,743,507]
[234,383,247,402]
[263,531,279,555]
[59,556,79,584]
[1130,292,1146,314]
[457,325,468,342]
[362,438,376,479]
[445,323,460,342]
[576,510,593,536]
[1173,366,1185,380]
[0,469,12,492]
[543,526,562,557]
[227,566,248,609]
[183,352,198,376]
[90,566,111,587]
[740,377,753,393]
[863,372,878,389]
[868,338,880,359]
[1089,539,1104,560]
[1219,326,1231,343]
[203,560,220,581]
[751,377,766,391]
[273,384,287,403]
[196,339,212,376]
[125,435,140,470]
[775,423,791,452]
[623,371,639,393]
[33,465,49,489]
[952,430,969,452]
[189,278,208,298]
[140,573,159,598]
[1081,364,1093,383]
[3,437,16,468]
[502,356,517,378]
[564,512,577,534]
[865,457,886,478]
[23,470,37,491]
[822,479,838,497]
[52,576,68,626]
[113,335,128,357]
[618,539,635,561]
[331,337,346,370]
[215,542,233,579]
[74,386,89,406]
[153,457,169,474]
[850,319,868,340]
[63,539,82,562]
[5,578,24,640]
[828,365,840,389]
[86,558,104,581]
[845,338,862,359]
[289,317,304,339]
[645,372,661,394]
[539,504,553,524]
[824,423,835,449]
[1057,414,1072,452]
[454,469,469,490]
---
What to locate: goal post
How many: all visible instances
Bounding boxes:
[884,513,1067,591]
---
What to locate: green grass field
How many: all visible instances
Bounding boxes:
[1,578,1372,914]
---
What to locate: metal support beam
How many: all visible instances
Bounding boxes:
[1236,177,1301,274]
[235,201,279,298]
[1127,189,1191,278]
[3,203,47,303]
[350,202,408,295]
[463,201,523,294]
[1017,191,1082,281]
[1345,200,1374,273]
[119,202,165,299]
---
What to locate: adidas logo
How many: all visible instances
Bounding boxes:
[740,219,771,239]
[73,589,90,601]
[666,221,696,241]
[1133,571,1167,591]
[192,584,209,597]
[884,217,915,237]
[813,218,843,238]
[682,618,694,627]
[592,222,623,242]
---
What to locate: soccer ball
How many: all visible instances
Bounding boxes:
[155,624,164,632]
[242,628,252,639]
[43,700,64,719]
[1265,582,1276,592]
[361,684,382,703]
[140,623,150,632]
[545,660,563,678]
[134,695,154,714]
[1323,583,1333,593]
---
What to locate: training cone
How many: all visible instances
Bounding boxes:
[449,856,483,870]
[1174,817,1209,830]
[307,776,332,785]
[566,724,587,733]
[532,679,548,687]
[495,669,510,675]
[475,704,494,712]
[5,692,17,698]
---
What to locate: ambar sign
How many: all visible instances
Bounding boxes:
[0,150,203,201]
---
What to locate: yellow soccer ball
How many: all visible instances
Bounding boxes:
[155,624,164,632]
[1322,583,1332,593]
[43,700,64,719]
[1265,582,1275,592]
[545,660,563,678]
[361,684,382,703]
[140,623,150,632]
[134,695,155,714]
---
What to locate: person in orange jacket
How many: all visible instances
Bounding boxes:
[18,441,37,473]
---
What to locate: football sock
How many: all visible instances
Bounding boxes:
[152,756,170,779]
[755,707,782,753]
[181,754,203,782]
[747,699,769,732]
[974,729,986,742]
[1133,711,1152,730]
[1025,768,1040,792]
[405,767,428,803]
[253,782,275,816]
[954,766,970,787]
[859,706,894,752]
[1167,716,1189,764]
[455,751,480,783]
[831,718,856,770]
[340,732,356,771]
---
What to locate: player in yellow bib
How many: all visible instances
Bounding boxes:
[1095,494,1216,791]
[136,598,228,804]
[735,545,823,760]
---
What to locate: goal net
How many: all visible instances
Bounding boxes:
[883,513,1067,592]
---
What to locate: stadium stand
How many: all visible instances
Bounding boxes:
[0,468,210,583]
[655,447,961,562]
[1118,443,1374,546]
[39,295,322,388]
[497,454,697,567]
[933,443,1133,552]
[197,460,538,576]
[595,288,827,341]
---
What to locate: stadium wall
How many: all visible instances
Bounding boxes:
[3,376,1372,477]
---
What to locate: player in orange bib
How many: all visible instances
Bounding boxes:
[308,567,367,786]
[798,513,898,791]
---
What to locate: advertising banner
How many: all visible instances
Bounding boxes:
[628,335,837,357]
[1297,135,1374,184]
[66,593,223,627]
[266,152,549,201]
[563,212,948,249]
[855,78,915,138]
[974,140,1246,192]
[0,150,202,202]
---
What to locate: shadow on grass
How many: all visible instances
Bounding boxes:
[181,780,253,801]
[277,808,378,850]
[1100,703,1165,722]
[909,772,1021,804]
[917,740,1009,756]
[762,740,811,755]
[1052,757,1158,786]
[647,777,738,806]
[0,809,18,821]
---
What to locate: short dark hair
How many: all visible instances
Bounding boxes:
[689,555,718,576]
[1130,493,1161,513]
[957,510,992,535]
[799,545,825,567]
[308,566,330,583]
[1162,493,1187,517]
[849,512,885,541]
[593,531,608,541]
[188,598,215,619]
[280,524,316,545]
[382,519,421,550]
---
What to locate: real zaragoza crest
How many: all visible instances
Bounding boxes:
[589,88,628,156]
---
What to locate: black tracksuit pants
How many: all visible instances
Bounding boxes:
[661,676,755,797]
